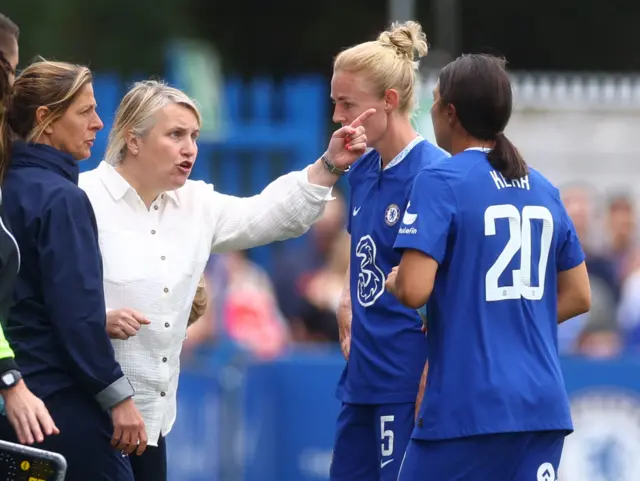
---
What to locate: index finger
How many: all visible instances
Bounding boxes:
[349,108,376,128]
[37,407,60,435]
[111,426,123,447]
[25,411,44,444]
[121,322,138,337]
[136,430,148,455]
[12,415,30,445]
[130,310,150,325]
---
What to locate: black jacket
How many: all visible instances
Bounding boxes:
[0,188,20,373]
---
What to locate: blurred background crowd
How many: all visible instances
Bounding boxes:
[4,2,639,365]
[182,193,349,358]
[181,180,640,361]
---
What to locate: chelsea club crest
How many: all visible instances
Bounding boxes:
[385,204,400,226]
[559,389,640,481]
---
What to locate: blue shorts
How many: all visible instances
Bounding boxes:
[398,431,566,481]
[330,402,415,481]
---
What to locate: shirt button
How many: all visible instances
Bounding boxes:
[164,322,170,328]
[163,287,169,293]
[161,256,166,261]
[162,357,167,362]
[151,229,156,235]
[154,205,159,210]
[160,392,166,397]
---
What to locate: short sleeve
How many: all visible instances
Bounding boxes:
[394,169,455,264]
[556,206,586,271]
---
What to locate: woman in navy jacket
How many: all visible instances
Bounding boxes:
[0,59,146,481]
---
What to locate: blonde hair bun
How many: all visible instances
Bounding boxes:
[378,21,428,61]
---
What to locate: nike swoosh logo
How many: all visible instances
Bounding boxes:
[353,206,361,216]
[381,459,394,468]
[402,202,417,225]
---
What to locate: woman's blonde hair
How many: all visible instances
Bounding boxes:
[188,274,208,326]
[0,59,92,180]
[104,80,201,166]
[334,21,428,114]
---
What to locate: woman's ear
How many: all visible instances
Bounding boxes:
[384,89,400,112]
[125,131,141,156]
[35,106,54,134]
[446,104,457,127]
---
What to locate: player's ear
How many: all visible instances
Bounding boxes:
[446,103,457,128]
[384,89,400,112]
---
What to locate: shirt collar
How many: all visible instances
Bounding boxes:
[11,141,79,184]
[464,147,491,153]
[97,161,180,205]
[383,135,424,171]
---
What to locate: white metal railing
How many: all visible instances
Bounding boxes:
[420,69,640,111]
[416,68,640,206]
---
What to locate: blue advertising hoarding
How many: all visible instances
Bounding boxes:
[168,351,640,481]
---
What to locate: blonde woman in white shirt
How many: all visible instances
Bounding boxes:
[79,80,373,481]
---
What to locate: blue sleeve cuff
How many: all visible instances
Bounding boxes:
[558,252,586,272]
[394,239,445,266]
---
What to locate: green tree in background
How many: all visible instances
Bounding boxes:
[2,0,389,78]
[3,0,190,76]
[5,0,640,78]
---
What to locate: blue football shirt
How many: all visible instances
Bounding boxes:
[336,137,448,404]
[394,149,585,440]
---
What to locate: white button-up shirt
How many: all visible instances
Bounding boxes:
[79,161,332,445]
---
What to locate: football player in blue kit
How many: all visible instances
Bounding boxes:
[386,54,592,481]
[329,21,448,481]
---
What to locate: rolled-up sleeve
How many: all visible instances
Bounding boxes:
[207,167,333,253]
[38,188,133,410]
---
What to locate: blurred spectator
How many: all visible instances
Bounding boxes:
[183,251,290,360]
[272,189,347,327]
[604,192,637,282]
[573,275,621,358]
[304,230,350,313]
[559,183,621,357]
[188,274,208,327]
[615,249,640,351]
[575,325,622,359]
[561,183,619,298]
[290,230,350,343]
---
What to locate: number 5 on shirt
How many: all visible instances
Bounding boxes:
[484,204,553,302]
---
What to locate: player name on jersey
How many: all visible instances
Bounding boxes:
[490,170,530,190]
